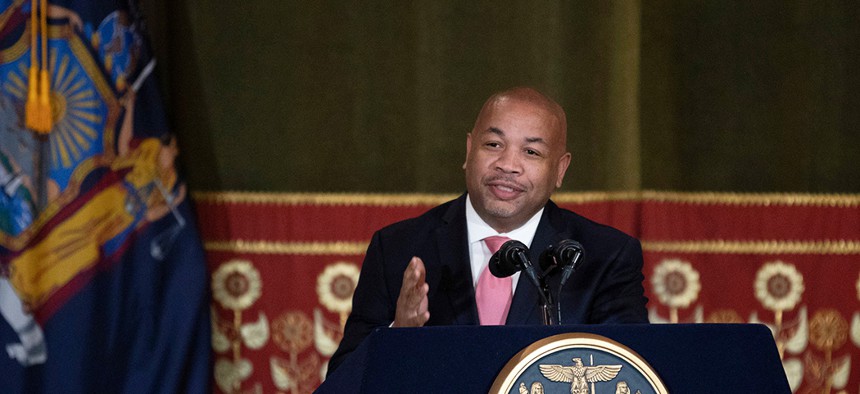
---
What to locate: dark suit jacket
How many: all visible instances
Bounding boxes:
[327,194,648,374]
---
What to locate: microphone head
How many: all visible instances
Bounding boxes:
[488,240,528,278]
[540,240,584,276]
[555,239,584,271]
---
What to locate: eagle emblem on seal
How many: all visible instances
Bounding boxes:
[539,357,622,394]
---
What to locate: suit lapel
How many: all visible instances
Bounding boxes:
[433,195,479,325]
[505,202,570,325]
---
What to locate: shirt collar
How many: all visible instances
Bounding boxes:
[465,194,544,248]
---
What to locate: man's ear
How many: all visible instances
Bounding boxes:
[555,152,572,188]
[463,133,472,170]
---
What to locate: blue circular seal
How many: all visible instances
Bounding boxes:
[491,333,668,394]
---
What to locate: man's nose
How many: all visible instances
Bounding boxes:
[494,148,522,174]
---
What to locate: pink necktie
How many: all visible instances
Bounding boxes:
[476,236,512,325]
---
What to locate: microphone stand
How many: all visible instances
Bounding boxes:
[513,250,556,326]
[540,281,556,326]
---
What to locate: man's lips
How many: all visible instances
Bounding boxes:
[486,179,527,200]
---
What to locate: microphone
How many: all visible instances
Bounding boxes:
[556,240,584,287]
[489,240,553,325]
[488,240,528,278]
[489,240,540,290]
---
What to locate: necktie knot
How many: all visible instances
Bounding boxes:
[483,235,511,254]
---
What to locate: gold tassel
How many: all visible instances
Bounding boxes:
[34,0,53,134]
[24,0,40,130]
[25,0,53,134]
[37,68,52,133]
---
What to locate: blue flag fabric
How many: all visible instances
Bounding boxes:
[0,1,211,392]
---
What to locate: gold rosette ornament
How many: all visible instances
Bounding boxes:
[651,259,701,323]
[272,311,314,354]
[317,262,360,326]
[754,260,804,359]
[809,309,848,353]
[270,311,321,391]
[807,309,850,393]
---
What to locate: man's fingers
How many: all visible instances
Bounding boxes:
[416,283,430,322]
[411,259,428,304]
[403,258,424,284]
[410,257,426,285]
[393,257,430,327]
[415,257,426,285]
[400,258,420,303]
[410,282,427,307]
[401,258,417,286]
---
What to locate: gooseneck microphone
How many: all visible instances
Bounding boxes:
[539,239,585,324]
[488,240,542,291]
[544,239,584,287]
[489,240,555,325]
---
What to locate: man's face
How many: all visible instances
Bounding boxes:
[464,97,571,232]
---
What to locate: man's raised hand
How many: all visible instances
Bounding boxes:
[392,257,430,327]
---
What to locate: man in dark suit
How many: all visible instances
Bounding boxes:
[327,87,648,374]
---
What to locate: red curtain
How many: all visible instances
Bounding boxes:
[196,192,860,394]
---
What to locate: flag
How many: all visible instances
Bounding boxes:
[0,1,210,392]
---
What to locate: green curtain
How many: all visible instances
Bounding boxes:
[144,1,859,193]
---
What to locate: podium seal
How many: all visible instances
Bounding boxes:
[490,333,668,394]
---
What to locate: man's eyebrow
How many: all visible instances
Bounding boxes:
[486,127,504,136]
[525,137,547,145]
[484,127,548,145]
